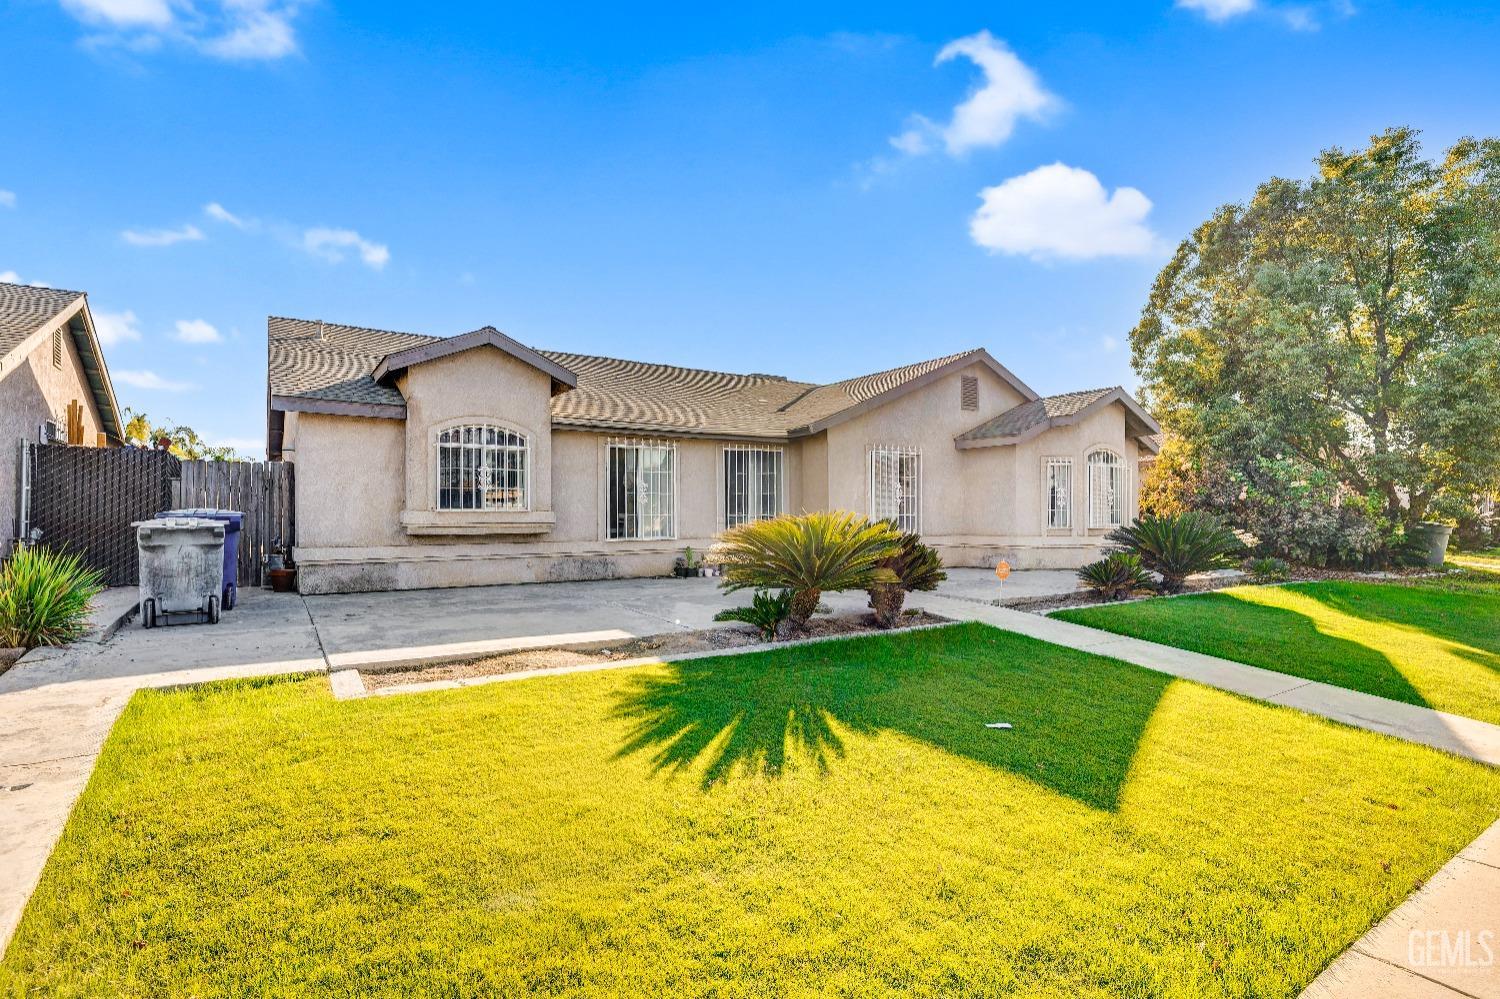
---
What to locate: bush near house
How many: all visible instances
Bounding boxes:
[715,512,901,629]
[866,528,946,628]
[713,589,793,641]
[1077,552,1154,601]
[1107,512,1243,595]
[0,546,104,649]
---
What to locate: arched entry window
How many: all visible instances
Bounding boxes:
[1086,449,1124,528]
[436,424,529,511]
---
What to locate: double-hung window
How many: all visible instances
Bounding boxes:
[1046,458,1072,529]
[436,424,528,511]
[869,445,921,533]
[1086,449,1125,528]
[723,445,784,529]
[607,439,677,540]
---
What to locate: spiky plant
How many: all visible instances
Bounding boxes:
[713,589,794,641]
[0,546,104,649]
[867,528,947,628]
[715,511,901,628]
[1076,552,1153,601]
[1107,511,1243,594]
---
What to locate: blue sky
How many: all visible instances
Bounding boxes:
[2,1,1496,456]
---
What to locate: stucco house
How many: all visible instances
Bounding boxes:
[267,316,1160,594]
[0,282,124,549]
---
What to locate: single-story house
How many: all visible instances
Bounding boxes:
[267,316,1160,594]
[0,282,124,549]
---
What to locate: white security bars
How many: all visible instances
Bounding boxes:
[723,445,784,529]
[607,439,677,540]
[869,445,921,533]
[1046,458,1072,529]
[1087,449,1125,528]
[436,424,529,511]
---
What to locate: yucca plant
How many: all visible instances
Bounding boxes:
[713,589,794,641]
[867,528,947,628]
[716,511,901,628]
[0,546,104,649]
[1107,511,1243,594]
[1077,552,1153,601]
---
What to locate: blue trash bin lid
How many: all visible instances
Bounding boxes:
[157,508,245,530]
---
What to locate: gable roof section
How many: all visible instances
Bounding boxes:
[0,282,125,444]
[373,326,578,394]
[955,386,1160,449]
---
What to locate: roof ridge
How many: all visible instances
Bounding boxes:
[268,315,442,343]
[820,347,983,389]
[538,348,804,385]
[0,280,86,298]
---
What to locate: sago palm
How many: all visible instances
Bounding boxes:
[867,529,947,628]
[715,511,901,628]
[1106,511,1242,594]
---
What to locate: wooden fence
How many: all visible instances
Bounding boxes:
[172,459,295,588]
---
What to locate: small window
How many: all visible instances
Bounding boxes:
[1046,459,1072,529]
[869,446,921,533]
[51,328,63,369]
[435,424,529,511]
[1087,450,1125,528]
[607,439,676,540]
[960,374,978,411]
[723,445,784,529]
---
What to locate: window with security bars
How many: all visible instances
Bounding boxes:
[436,424,529,511]
[723,445,783,529]
[1046,458,1072,529]
[1087,449,1125,528]
[607,439,676,539]
[869,446,921,533]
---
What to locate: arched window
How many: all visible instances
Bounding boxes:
[436,424,529,511]
[1086,449,1124,528]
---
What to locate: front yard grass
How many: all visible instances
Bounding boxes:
[1054,578,1500,725]
[4,623,1498,997]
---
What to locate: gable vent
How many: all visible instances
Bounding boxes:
[52,327,63,369]
[960,374,978,411]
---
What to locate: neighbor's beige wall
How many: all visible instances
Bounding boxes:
[0,317,107,547]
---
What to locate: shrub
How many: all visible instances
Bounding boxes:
[713,589,793,641]
[716,512,901,628]
[0,546,104,649]
[1107,511,1244,594]
[1077,552,1153,601]
[866,529,947,628]
[1247,556,1291,583]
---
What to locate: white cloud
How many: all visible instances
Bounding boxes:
[204,202,250,228]
[302,227,390,270]
[0,190,15,209]
[0,270,49,287]
[1177,0,1257,19]
[173,318,222,343]
[93,309,143,345]
[57,0,301,61]
[121,223,205,247]
[969,163,1158,261]
[892,31,1057,158]
[112,369,195,392]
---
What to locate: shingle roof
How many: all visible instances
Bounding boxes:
[0,282,85,358]
[956,388,1117,443]
[268,317,1042,439]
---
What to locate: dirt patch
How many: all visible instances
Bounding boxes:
[360,610,950,690]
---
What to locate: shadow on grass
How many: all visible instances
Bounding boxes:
[611,623,1172,811]
[1298,583,1500,669]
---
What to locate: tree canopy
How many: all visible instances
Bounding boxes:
[1132,127,1500,534]
[123,409,241,461]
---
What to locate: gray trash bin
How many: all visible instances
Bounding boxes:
[135,517,226,627]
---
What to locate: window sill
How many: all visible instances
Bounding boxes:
[401,509,556,537]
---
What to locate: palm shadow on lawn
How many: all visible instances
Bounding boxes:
[1299,584,1500,672]
[611,623,1172,811]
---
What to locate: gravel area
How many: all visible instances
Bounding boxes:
[360,610,949,689]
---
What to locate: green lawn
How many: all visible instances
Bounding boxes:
[1054,577,1500,725]
[4,624,1498,997]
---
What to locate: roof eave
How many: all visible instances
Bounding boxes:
[270,394,407,420]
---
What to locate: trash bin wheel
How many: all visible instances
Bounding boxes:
[142,599,157,629]
[207,595,220,625]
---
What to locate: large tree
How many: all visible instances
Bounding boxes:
[1132,128,1500,529]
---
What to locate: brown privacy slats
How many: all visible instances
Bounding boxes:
[25,445,294,586]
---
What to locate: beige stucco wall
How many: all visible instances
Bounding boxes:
[0,316,107,547]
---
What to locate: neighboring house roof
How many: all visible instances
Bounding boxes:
[955,386,1160,450]
[268,315,1147,452]
[0,281,125,444]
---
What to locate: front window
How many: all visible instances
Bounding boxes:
[1087,449,1124,528]
[1047,458,1072,529]
[869,446,921,533]
[723,445,784,529]
[607,440,676,540]
[436,424,528,511]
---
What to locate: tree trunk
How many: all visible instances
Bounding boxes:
[867,584,906,629]
[788,588,821,629]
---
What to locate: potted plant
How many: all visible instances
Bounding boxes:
[266,548,296,592]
